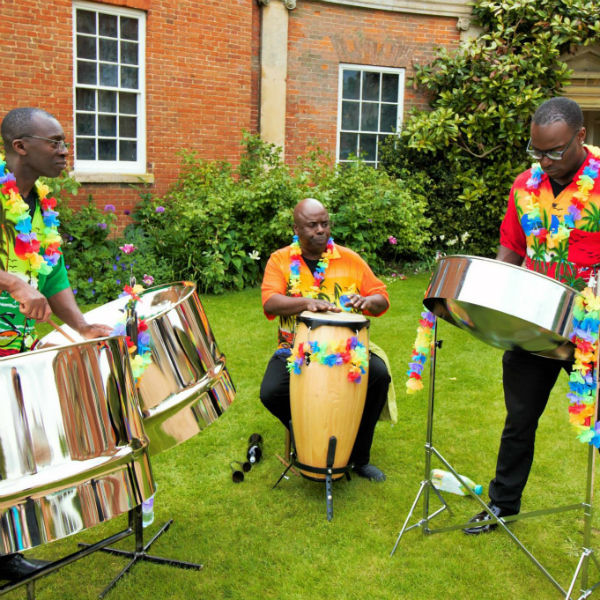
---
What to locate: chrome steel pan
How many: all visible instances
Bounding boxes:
[41,282,236,455]
[0,337,154,554]
[424,255,577,360]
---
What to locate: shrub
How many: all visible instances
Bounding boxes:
[132,135,431,292]
[59,197,175,303]
[380,0,600,257]
[50,134,432,299]
[306,159,431,272]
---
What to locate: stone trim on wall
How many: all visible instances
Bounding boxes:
[306,0,472,19]
[72,172,155,184]
[563,46,600,110]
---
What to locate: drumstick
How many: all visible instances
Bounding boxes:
[46,318,76,343]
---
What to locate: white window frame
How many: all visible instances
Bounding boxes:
[72,1,146,175]
[336,64,405,168]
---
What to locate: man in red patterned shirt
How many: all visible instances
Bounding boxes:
[465,97,600,534]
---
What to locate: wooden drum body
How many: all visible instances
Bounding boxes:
[289,311,370,480]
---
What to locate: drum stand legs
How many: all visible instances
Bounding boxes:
[391,319,600,600]
[273,425,351,521]
[79,505,203,598]
[0,523,134,599]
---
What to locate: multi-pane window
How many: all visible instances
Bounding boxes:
[73,2,146,173]
[337,65,405,167]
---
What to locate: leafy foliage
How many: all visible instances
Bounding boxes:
[51,134,430,300]
[380,0,600,257]
[132,134,431,293]
[59,197,174,303]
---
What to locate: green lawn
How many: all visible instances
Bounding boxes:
[10,273,599,599]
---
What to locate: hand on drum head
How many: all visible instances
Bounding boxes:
[342,294,368,312]
[78,322,114,339]
[305,298,341,313]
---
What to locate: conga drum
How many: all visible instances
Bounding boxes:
[0,337,155,554]
[40,282,236,455]
[289,311,370,480]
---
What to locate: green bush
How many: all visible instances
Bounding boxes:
[380,0,600,257]
[131,138,303,294]
[305,159,431,272]
[132,134,431,292]
[49,134,431,299]
[59,197,175,304]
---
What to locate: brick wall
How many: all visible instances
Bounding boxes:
[285,0,461,165]
[1,0,460,217]
[0,0,257,218]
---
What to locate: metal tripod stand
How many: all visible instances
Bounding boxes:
[390,317,600,600]
[79,504,203,598]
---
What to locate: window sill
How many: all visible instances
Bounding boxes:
[71,172,154,184]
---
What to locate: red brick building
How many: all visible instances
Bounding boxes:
[1,0,471,216]
[283,1,463,166]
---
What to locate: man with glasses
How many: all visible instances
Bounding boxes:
[0,107,111,578]
[465,97,600,534]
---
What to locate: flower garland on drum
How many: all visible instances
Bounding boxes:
[567,286,600,446]
[406,310,435,394]
[287,336,368,383]
[0,154,62,280]
[111,283,153,381]
[289,234,335,297]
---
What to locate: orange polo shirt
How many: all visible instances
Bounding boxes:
[261,243,389,349]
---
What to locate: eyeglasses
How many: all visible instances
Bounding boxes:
[526,130,579,161]
[230,460,252,483]
[20,135,70,151]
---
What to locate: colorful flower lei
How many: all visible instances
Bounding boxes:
[289,234,334,297]
[517,148,600,444]
[112,283,153,381]
[287,335,368,383]
[0,154,62,280]
[406,311,435,394]
[520,149,600,246]
[567,286,600,445]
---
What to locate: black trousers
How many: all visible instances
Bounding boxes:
[260,352,390,466]
[489,349,572,514]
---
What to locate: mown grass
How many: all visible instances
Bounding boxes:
[12,273,599,599]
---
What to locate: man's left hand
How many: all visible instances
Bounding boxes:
[343,294,370,312]
[78,323,113,340]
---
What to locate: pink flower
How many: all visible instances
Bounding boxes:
[388,236,397,245]
[119,244,137,254]
[143,273,155,286]
[155,206,165,213]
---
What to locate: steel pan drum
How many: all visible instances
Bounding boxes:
[0,337,154,554]
[41,282,236,455]
[424,255,577,359]
[290,311,369,480]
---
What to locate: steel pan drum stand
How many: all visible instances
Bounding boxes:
[0,520,135,599]
[273,424,351,521]
[78,504,203,598]
[390,317,600,600]
[78,306,203,598]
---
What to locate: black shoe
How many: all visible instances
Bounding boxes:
[0,553,50,581]
[353,463,386,482]
[463,503,516,535]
